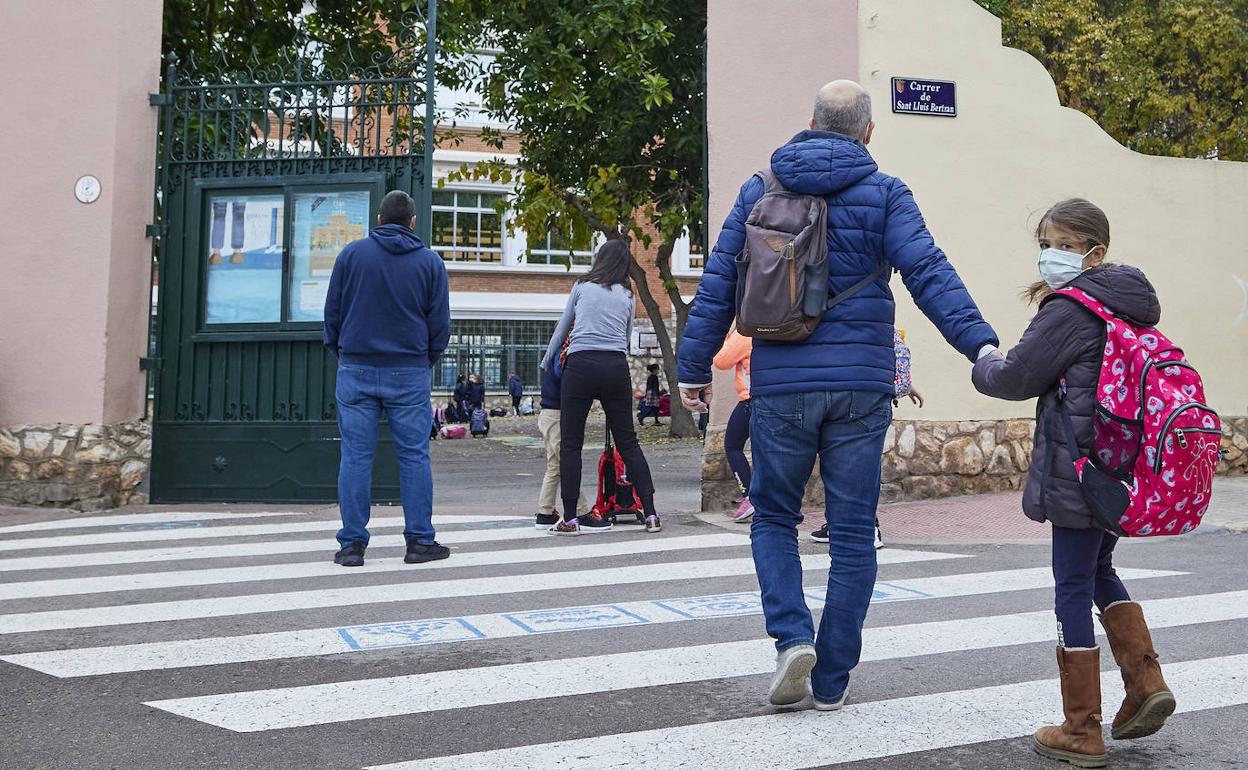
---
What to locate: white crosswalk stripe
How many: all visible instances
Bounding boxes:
[0,510,315,534]
[366,654,1248,770]
[0,511,1240,769]
[0,525,555,573]
[0,533,752,600]
[0,514,525,552]
[144,589,1248,731]
[0,546,963,634]
[4,567,1181,677]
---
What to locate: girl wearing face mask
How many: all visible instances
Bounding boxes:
[972,199,1174,769]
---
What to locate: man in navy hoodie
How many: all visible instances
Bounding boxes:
[324,190,451,568]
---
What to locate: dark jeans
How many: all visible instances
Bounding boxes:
[335,364,435,549]
[749,389,892,702]
[560,350,655,520]
[1052,524,1131,647]
[725,399,752,495]
[512,394,523,416]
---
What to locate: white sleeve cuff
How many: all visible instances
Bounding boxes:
[976,344,998,360]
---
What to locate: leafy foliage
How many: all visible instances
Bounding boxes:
[976,0,1248,160]
[441,0,707,435]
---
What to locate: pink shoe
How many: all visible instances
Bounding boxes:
[732,497,755,523]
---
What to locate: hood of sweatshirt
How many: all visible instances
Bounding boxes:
[370,223,425,255]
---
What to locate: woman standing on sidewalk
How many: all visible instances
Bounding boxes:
[542,240,660,535]
[713,327,754,522]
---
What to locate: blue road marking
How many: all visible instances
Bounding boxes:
[118,521,204,532]
[655,592,765,620]
[505,605,650,634]
[336,618,485,650]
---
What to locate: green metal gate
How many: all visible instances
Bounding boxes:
[150,8,437,502]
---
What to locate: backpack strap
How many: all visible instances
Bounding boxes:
[1054,287,1115,323]
[753,168,784,194]
[826,259,891,311]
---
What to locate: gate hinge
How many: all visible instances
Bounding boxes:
[145,224,163,238]
[139,357,161,371]
[149,93,170,106]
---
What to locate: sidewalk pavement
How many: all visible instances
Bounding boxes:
[698,475,1248,542]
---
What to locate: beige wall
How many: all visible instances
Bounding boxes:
[705,0,1248,423]
[706,0,859,424]
[0,0,161,426]
[863,0,1247,420]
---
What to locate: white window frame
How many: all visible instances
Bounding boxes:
[430,187,509,265]
[671,230,706,276]
[431,151,595,274]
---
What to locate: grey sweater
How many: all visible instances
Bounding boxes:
[542,281,635,369]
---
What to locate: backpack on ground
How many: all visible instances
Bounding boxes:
[519,396,535,416]
[470,408,490,437]
[735,168,889,341]
[1053,287,1221,537]
[441,424,467,439]
[591,431,644,525]
[489,407,508,418]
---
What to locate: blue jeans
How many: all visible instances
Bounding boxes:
[335,364,436,548]
[749,389,893,702]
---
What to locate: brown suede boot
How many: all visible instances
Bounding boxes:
[1033,646,1108,768]
[1099,601,1177,739]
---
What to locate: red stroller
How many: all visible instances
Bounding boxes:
[591,430,644,525]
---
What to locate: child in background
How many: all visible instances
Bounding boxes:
[713,328,754,522]
[811,328,923,548]
[535,335,589,529]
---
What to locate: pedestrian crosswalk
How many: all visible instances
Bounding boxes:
[0,509,1243,769]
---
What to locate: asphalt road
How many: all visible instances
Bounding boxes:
[1,433,1245,770]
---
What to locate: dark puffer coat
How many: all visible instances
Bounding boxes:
[972,265,1161,529]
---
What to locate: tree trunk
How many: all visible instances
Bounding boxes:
[627,256,700,438]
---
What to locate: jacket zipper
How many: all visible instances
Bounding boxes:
[1153,402,1220,473]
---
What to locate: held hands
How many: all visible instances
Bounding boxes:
[680,386,712,414]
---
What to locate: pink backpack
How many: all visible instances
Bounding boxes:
[1054,287,1222,537]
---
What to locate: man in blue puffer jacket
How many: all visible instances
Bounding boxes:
[677,81,999,711]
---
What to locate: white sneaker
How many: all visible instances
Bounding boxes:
[768,644,817,706]
[813,684,850,712]
[874,525,885,550]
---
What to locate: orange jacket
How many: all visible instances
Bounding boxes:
[713,331,753,402]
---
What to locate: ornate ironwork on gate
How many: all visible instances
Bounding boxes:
[150,5,438,502]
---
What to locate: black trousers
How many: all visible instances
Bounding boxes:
[512,394,523,415]
[560,350,655,520]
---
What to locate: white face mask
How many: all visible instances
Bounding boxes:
[1037,246,1096,289]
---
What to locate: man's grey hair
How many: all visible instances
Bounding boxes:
[812,82,873,139]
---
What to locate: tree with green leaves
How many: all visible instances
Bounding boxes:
[439,0,707,438]
[976,0,1248,161]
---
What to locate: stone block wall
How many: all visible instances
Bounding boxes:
[702,415,1248,511]
[0,421,150,511]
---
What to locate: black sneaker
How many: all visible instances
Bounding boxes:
[405,537,451,564]
[334,541,366,567]
[809,525,830,544]
[535,512,561,529]
[577,511,615,533]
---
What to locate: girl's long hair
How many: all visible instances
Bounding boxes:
[579,239,633,290]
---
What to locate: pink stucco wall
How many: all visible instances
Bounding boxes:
[704,0,860,424]
[0,0,161,426]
